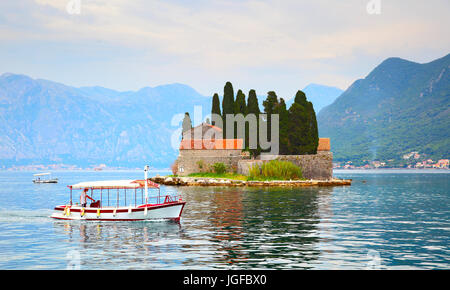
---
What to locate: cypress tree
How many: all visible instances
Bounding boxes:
[222,82,235,138]
[211,93,222,128]
[263,91,279,114]
[247,89,261,156]
[306,101,319,154]
[287,90,318,154]
[247,89,260,115]
[234,89,247,140]
[294,90,307,105]
[234,89,247,115]
[275,98,289,155]
[182,112,192,140]
[262,91,279,145]
[287,102,308,154]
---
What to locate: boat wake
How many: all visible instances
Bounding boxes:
[0,208,53,223]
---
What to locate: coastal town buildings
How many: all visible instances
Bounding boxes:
[333,153,449,169]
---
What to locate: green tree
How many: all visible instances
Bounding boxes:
[182,112,192,139]
[294,90,307,105]
[287,102,308,154]
[275,98,289,155]
[247,89,260,116]
[287,90,318,154]
[306,101,319,154]
[222,82,235,138]
[247,89,261,156]
[262,91,279,145]
[234,89,247,115]
[233,89,247,139]
[211,93,222,128]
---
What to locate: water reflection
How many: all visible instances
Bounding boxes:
[50,186,333,269]
[53,221,186,269]
[175,186,333,269]
[2,171,448,269]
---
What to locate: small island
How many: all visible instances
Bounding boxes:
[154,82,351,187]
[150,175,352,187]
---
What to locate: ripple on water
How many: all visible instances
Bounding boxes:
[0,170,449,269]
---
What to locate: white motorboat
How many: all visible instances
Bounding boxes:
[51,166,185,221]
[33,172,58,183]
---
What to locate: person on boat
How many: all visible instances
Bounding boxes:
[80,188,94,207]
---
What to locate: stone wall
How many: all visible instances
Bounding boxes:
[175,149,333,180]
[237,151,333,180]
[175,149,243,176]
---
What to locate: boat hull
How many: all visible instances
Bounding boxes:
[33,180,58,183]
[51,201,185,221]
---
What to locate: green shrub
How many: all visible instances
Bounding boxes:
[248,160,302,180]
[213,162,227,174]
[249,163,261,177]
[196,160,204,171]
[187,172,247,181]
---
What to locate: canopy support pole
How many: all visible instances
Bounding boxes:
[144,165,149,204]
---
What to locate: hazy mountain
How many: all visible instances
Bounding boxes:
[253,83,342,114]
[318,53,450,164]
[4,52,448,170]
[0,73,210,169]
[286,84,343,113]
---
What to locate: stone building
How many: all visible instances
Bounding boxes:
[174,123,245,175]
[174,122,333,180]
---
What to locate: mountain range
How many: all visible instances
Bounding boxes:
[286,84,343,113]
[3,52,447,169]
[255,84,342,115]
[0,73,340,169]
[318,53,450,165]
[0,73,210,169]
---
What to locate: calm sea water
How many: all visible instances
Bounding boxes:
[0,169,448,269]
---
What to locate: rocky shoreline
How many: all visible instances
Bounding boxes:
[150,175,351,187]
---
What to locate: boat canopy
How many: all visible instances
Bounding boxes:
[34,172,51,176]
[69,179,160,190]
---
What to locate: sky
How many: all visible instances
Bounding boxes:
[0,0,449,99]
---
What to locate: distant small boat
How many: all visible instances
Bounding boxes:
[33,172,58,183]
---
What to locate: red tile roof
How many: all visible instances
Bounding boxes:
[180,139,243,150]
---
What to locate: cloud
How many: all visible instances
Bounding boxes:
[0,0,449,96]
